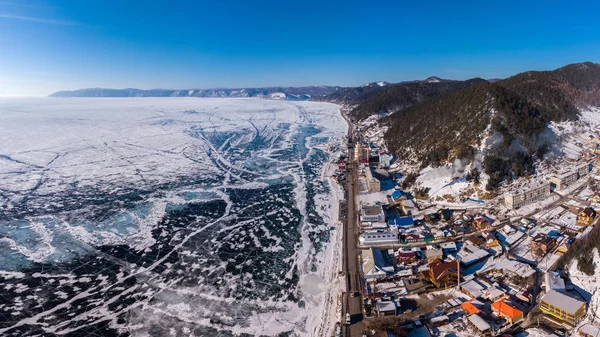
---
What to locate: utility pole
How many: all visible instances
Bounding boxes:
[456,256,461,290]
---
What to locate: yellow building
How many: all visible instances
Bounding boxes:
[577,207,597,226]
[540,290,586,326]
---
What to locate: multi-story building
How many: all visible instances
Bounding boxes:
[530,233,557,254]
[577,207,597,226]
[504,180,551,209]
[427,259,460,288]
[354,142,369,164]
[540,289,586,326]
[365,166,393,192]
[550,163,589,190]
[361,204,385,222]
[358,227,400,246]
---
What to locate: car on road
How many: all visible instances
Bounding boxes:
[351,291,361,297]
[346,313,351,325]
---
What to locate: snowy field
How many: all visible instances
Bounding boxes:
[0,98,346,336]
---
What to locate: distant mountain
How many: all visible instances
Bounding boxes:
[423,76,447,83]
[382,61,600,190]
[49,86,343,100]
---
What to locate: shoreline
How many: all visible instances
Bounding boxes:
[302,105,348,336]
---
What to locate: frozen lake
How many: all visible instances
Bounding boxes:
[0,98,346,336]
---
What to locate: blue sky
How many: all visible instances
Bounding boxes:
[1,0,600,96]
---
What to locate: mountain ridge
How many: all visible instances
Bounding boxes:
[381,61,600,190]
[49,86,345,99]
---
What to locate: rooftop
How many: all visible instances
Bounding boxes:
[467,314,491,332]
[429,259,459,280]
[491,300,523,319]
[545,271,565,291]
[376,300,397,312]
[362,204,383,216]
[541,289,586,315]
[462,301,481,315]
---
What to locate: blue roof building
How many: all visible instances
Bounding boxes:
[388,216,414,227]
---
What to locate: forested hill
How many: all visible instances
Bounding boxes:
[346,78,488,121]
[382,61,600,190]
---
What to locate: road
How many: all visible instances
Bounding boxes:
[341,114,365,337]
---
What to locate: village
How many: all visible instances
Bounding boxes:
[332,112,600,337]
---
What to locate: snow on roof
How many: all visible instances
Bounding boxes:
[484,287,505,300]
[545,271,565,291]
[362,204,383,216]
[478,258,535,278]
[553,211,578,227]
[377,300,397,312]
[467,314,491,331]
[504,231,525,246]
[430,315,449,323]
[541,289,586,315]
[578,324,600,337]
[539,206,565,221]
[458,243,490,265]
[461,279,487,298]
[440,242,457,251]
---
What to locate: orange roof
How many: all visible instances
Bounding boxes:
[461,301,481,315]
[491,300,522,319]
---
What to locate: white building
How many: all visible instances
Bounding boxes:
[550,164,589,190]
[359,227,399,246]
[361,204,385,222]
[504,180,551,209]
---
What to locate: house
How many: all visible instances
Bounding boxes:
[461,279,487,298]
[473,217,491,230]
[439,208,454,221]
[592,193,600,208]
[540,289,587,325]
[577,207,597,226]
[427,259,460,288]
[467,314,492,337]
[482,231,500,248]
[478,258,536,279]
[425,249,443,262]
[545,271,566,291]
[363,248,396,280]
[483,287,506,302]
[440,241,457,253]
[578,324,600,337]
[425,213,441,223]
[430,315,450,327]
[491,300,523,324]
[396,251,417,264]
[380,154,393,169]
[403,277,428,294]
[467,235,486,246]
[361,204,385,222]
[530,233,557,254]
[458,243,491,266]
[462,301,482,315]
[376,301,397,316]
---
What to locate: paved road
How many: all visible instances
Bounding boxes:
[341,115,365,337]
